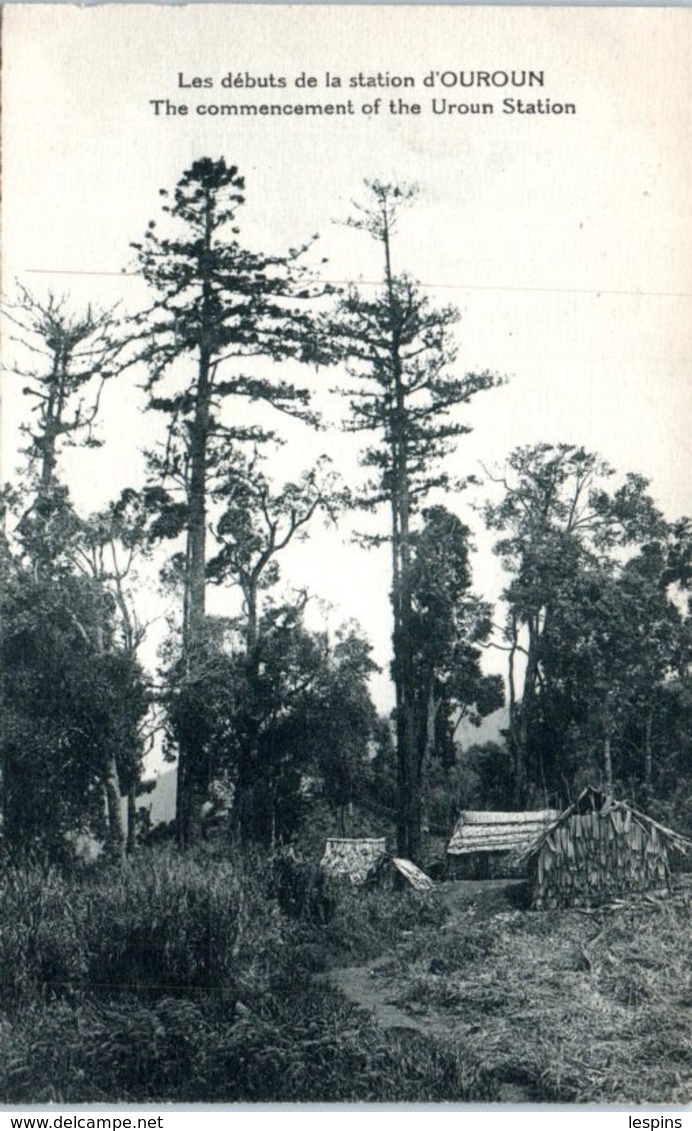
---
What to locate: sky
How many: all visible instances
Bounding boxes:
[2,4,691,715]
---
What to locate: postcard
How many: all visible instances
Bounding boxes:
[1,4,691,1110]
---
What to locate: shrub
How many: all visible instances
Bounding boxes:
[323,884,449,961]
[270,851,337,925]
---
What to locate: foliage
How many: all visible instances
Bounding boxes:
[462,742,518,811]
[484,443,688,803]
[270,851,337,926]
[0,565,149,860]
[0,848,460,1105]
[0,850,471,1104]
[367,882,692,1104]
[3,848,691,1105]
[410,505,504,769]
[0,287,152,859]
[203,450,353,840]
[322,883,448,962]
[0,988,492,1104]
[332,180,503,860]
[0,848,291,1006]
[2,288,125,490]
[161,612,378,846]
[132,157,322,843]
[364,715,398,813]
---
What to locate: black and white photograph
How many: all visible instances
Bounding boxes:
[1,3,691,1110]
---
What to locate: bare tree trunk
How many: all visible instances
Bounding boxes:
[126,786,137,854]
[517,615,541,801]
[103,753,126,862]
[91,614,128,860]
[176,399,209,848]
[507,613,526,806]
[176,363,210,848]
[423,680,438,765]
[236,582,262,845]
[176,202,214,849]
[391,403,420,861]
[603,692,614,794]
[381,210,422,862]
[644,709,653,792]
[603,733,613,794]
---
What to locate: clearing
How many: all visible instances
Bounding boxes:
[324,877,692,1104]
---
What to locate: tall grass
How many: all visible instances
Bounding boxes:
[1,848,293,1004]
[0,847,488,1104]
[322,882,449,961]
[3,848,689,1104]
[0,988,494,1104]
[371,889,692,1104]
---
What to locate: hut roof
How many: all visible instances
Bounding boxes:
[392,857,435,891]
[320,839,435,890]
[321,837,388,885]
[447,809,559,856]
[516,786,692,865]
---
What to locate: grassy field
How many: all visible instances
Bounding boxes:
[1,846,690,1104]
[340,880,692,1103]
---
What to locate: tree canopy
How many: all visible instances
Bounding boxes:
[1,165,689,863]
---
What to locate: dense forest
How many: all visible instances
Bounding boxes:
[1,156,690,867]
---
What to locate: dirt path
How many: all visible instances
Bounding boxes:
[323,879,533,1102]
[327,962,447,1036]
[324,880,525,1032]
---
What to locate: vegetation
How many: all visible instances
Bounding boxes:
[1,158,690,1105]
[371,881,692,1104]
[485,443,690,809]
[3,160,689,861]
[1,847,690,1104]
[132,157,323,845]
[331,180,502,860]
[0,848,459,1103]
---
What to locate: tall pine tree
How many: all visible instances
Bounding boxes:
[132,158,320,844]
[332,181,502,860]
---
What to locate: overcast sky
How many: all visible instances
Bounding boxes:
[2,5,691,711]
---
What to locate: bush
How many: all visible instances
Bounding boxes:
[322,883,449,961]
[4,850,691,1103]
[270,851,337,925]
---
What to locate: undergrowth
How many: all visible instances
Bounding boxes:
[0,846,462,1103]
[0,987,496,1104]
[2,849,690,1104]
[370,888,692,1104]
[0,848,294,1003]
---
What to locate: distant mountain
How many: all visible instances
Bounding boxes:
[140,767,177,826]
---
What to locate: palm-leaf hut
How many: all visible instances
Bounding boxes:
[446,809,559,879]
[517,786,692,909]
[320,838,434,890]
[320,837,389,886]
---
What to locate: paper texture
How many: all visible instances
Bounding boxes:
[1,4,691,1109]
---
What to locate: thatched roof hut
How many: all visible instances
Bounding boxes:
[517,786,692,909]
[321,837,388,885]
[446,809,559,879]
[320,837,434,890]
